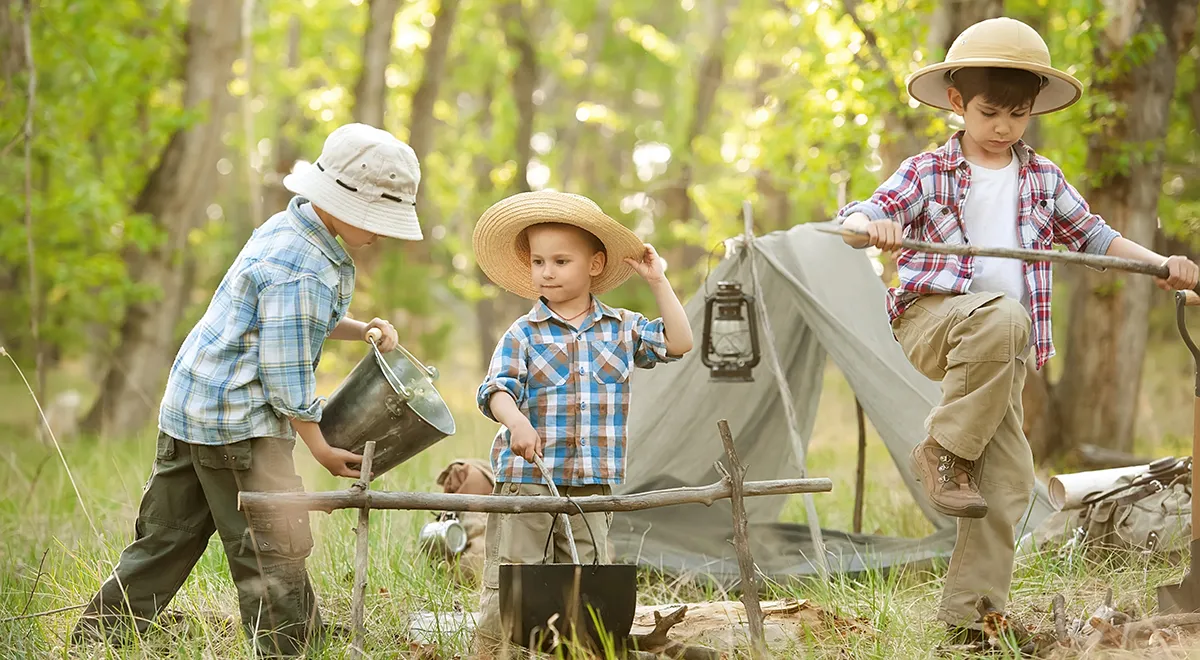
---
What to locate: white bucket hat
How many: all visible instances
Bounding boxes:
[906,17,1083,116]
[283,123,424,241]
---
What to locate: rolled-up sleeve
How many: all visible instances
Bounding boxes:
[835,155,927,230]
[477,327,527,422]
[1049,163,1121,255]
[632,313,677,368]
[257,276,335,422]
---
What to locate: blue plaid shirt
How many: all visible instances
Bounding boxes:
[477,296,676,486]
[158,197,355,445]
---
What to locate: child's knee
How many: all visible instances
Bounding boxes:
[951,297,1031,362]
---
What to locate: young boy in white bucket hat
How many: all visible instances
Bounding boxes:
[72,123,423,656]
[836,17,1199,638]
[470,191,693,656]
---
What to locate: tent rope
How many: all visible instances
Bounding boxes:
[742,201,831,579]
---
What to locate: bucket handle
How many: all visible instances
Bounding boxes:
[540,497,601,566]
[366,328,439,381]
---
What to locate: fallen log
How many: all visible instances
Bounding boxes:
[239,477,833,514]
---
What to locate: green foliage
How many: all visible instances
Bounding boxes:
[1,0,1198,371]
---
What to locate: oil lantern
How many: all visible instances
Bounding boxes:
[700,280,761,382]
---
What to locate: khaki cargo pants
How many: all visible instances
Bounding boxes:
[72,433,321,657]
[892,292,1035,628]
[473,481,612,659]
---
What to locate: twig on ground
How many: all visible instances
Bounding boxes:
[0,603,86,623]
[20,548,49,616]
[1052,593,1068,646]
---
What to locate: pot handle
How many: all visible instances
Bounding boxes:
[367,332,413,400]
[366,327,439,381]
[539,498,601,566]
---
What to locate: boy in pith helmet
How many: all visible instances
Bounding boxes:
[836,17,1198,638]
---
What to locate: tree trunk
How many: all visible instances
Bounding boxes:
[354,0,458,277]
[1052,0,1198,455]
[352,0,401,129]
[82,0,242,438]
[500,0,537,194]
[472,86,499,371]
[663,0,734,277]
[0,0,23,94]
[407,0,460,171]
[265,14,308,217]
[557,0,612,189]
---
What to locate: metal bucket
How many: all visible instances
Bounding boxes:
[319,341,456,477]
[499,507,637,653]
[499,562,638,653]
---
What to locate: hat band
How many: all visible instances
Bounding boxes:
[945,67,1050,90]
[315,161,417,207]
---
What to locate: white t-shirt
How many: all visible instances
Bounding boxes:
[962,150,1029,311]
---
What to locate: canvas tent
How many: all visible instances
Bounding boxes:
[608,222,1055,585]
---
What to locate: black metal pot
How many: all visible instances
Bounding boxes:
[319,341,456,477]
[499,561,638,653]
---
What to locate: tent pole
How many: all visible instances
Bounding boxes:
[742,201,831,579]
[853,398,866,534]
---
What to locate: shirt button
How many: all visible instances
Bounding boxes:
[580,402,587,410]
[578,366,585,375]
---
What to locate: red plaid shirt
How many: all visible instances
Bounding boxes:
[837,132,1120,370]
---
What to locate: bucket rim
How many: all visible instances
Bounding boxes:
[373,345,457,436]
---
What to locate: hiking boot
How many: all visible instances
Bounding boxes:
[910,437,988,519]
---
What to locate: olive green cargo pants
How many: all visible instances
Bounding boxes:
[72,433,322,657]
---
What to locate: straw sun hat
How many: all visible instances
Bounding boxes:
[906,17,1083,116]
[473,191,646,300]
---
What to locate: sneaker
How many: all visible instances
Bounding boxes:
[910,437,988,518]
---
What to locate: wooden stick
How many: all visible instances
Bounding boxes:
[814,223,1200,297]
[716,420,768,660]
[853,398,866,534]
[1052,593,1067,646]
[239,476,833,515]
[349,440,376,660]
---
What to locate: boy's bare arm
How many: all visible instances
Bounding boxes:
[1104,237,1200,291]
[649,278,693,356]
[289,417,363,478]
[488,392,543,461]
[624,244,694,356]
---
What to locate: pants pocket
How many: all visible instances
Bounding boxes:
[156,432,177,461]
[241,499,314,561]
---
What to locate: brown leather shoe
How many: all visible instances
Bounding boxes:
[910,437,988,519]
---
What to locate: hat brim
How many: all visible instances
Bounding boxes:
[472,192,645,300]
[283,165,423,241]
[905,59,1083,115]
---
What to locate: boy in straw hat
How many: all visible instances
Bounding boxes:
[72,123,425,656]
[470,190,693,655]
[835,17,1198,637]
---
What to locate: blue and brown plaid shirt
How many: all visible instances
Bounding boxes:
[158,196,355,445]
[478,296,676,485]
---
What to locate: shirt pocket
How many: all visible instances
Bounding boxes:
[528,338,570,389]
[591,340,633,385]
[1029,198,1054,248]
[925,201,961,243]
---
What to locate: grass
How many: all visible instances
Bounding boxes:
[0,334,1196,659]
